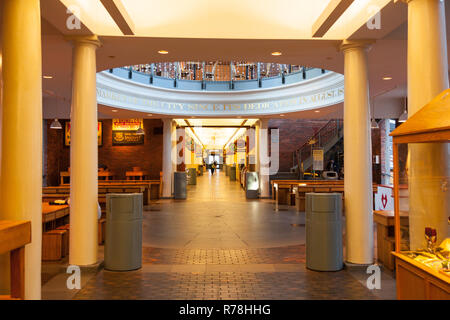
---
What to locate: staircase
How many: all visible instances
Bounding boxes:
[291,119,343,174]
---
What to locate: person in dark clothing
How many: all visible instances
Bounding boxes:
[211,161,217,175]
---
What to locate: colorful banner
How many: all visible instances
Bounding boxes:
[112,118,143,131]
[65,122,103,146]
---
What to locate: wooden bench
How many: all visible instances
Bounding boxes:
[44,185,149,205]
[0,220,31,300]
[42,229,68,261]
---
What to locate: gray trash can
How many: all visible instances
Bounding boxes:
[246,172,259,199]
[229,166,236,181]
[306,193,343,271]
[105,193,143,271]
[187,168,197,185]
[174,171,187,199]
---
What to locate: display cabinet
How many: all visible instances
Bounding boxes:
[391,89,450,300]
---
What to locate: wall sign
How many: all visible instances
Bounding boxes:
[65,122,103,146]
[312,148,324,171]
[112,131,144,145]
[112,119,145,145]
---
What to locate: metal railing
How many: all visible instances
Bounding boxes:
[293,119,343,170]
[108,66,327,92]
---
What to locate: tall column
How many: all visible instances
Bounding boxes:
[69,36,101,266]
[0,0,42,299]
[341,40,374,264]
[406,0,450,249]
[259,119,270,198]
[162,119,173,198]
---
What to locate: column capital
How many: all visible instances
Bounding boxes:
[339,40,375,53]
[65,35,102,49]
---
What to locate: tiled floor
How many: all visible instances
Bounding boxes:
[42,170,396,300]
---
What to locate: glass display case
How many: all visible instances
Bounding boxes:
[391,89,450,300]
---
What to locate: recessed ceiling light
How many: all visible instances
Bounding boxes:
[111,110,118,113]
[280,114,285,117]
[383,77,392,81]
[158,50,169,55]
[147,114,153,117]
[43,76,53,79]
[271,51,282,56]
[315,110,320,113]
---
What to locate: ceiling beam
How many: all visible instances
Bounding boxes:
[312,0,355,38]
[100,0,135,35]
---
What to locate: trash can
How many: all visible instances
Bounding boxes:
[174,171,187,199]
[105,193,143,271]
[246,172,259,199]
[225,165,229,176]
[306,193,343,271]
[229,166,236,181]
[187,168,197,185]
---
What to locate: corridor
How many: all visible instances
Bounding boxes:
[41,170,396,300]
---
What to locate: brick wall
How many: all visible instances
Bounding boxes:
[268,119,330,172]
[45,119,163,186]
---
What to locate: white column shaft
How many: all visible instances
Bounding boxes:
[259,119,270,198]
[69,38,100,266]
[407,0,450,249]
[342,42,374,264]
[0,0,42,299]
[162,119,173,198]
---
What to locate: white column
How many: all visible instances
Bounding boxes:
[259,119,270,198]
[341,40,374,264]
[406,0,450,249]
[69,36,101,266]
[0,0,43,299]
[162,119,173,198]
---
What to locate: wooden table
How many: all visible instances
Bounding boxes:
[98,171,114,181]
[60,171,115,185]
[373,210,409,270]
[42,203,70,231]
[126,171,148,180]
[0,220,31,300]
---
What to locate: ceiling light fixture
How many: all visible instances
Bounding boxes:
[371,119,379,129]
[383,77,392,81]
[271,51,282,56]
[43,76,53,79]
[112,109,118,113]
[136,121,145,135]
[50,118,63,130]
[158,50,169,55]
[370,98,379,129]
[315,110,320,113]
[398,97,408,122]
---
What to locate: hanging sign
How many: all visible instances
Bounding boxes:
[112,119,144,145]
[65,122,103,146]
[112,119,143,131]
[374,186,394,211]
[312,148,324,171]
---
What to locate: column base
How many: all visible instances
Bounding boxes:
[344,261,376,270]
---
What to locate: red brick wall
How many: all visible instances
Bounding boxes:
[268,119,330,172]
[45,119,163,186]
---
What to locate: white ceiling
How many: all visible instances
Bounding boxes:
[57,0,390,39]
[9,1,449,121]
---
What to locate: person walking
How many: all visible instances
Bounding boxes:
[211,161,217,175]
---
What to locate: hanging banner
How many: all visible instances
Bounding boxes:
[65,122,103,146]
[112,119,144,145]
[312,148,324,171]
